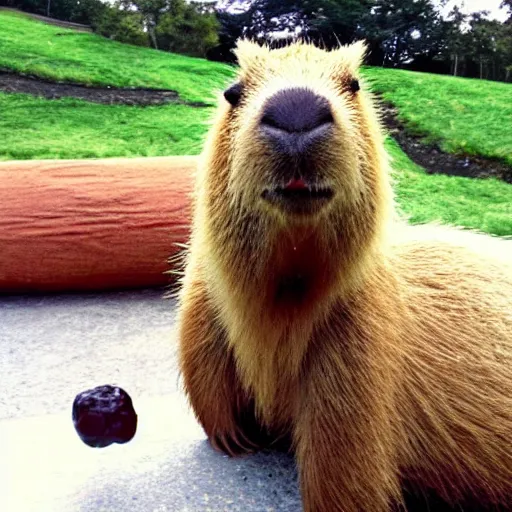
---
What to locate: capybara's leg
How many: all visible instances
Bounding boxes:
[178,279,284,456]
[296,393,399,511]
[295,330,400,512]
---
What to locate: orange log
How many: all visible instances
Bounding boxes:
[0,156,197,293]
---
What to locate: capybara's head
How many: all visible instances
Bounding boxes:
[198,40,394,300]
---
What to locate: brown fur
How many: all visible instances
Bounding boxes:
[176,40,512,511]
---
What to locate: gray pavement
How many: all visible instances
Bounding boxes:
[1,290,301,512]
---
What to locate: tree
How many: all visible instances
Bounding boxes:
[118,0,169,48]
[497,21,512,80]
[304,0,374,46]
[93,3,148,46]
[466,12,499,79]
[363,0,445,67]
[210,0,511,81]
[212,0,375,63]
[207,8,249,62]
[0,0,46,15]
[444,6,468,76]
[155,0,219,57]
[501,0,512,21]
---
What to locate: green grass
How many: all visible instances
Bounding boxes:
[0,10,234,103]
[386,138,512,237]
[365,67,512,166]
[1,10,511,164]
[0,92,211,160]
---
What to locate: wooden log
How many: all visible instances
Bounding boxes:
[0,156,197,293]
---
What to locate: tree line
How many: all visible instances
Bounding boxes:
[2,0,511,81]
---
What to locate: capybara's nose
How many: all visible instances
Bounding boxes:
[260,87,334,156]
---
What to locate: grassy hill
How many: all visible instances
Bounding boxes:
[0,9,511,237]
[0,10,234,103]
[1,10,511,165]
[367,67,512,166]
[387,139,511,237]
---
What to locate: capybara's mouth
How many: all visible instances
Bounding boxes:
[262,178,334,215]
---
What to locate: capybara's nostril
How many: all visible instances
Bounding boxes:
[260,87,333,134]
[260,88,333,156]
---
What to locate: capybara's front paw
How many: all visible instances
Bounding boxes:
[209,423,292,457]
[210,429,261,456]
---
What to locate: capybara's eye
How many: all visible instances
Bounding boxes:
[349,79,360,94]
[72,384,137,448]
[224,82,243,107]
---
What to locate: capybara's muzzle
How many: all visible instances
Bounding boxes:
[259,87,333,158]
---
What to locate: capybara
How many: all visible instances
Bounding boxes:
[176,39,512,511]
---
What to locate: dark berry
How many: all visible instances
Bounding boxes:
[72,385,137,448]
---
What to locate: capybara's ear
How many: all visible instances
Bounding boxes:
[341,40,368,72]
[234,38,269,70]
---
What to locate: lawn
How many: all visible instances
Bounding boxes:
[0,10,234,103]
[387,138,512,238]
[0,93,211,160]
[365,67,512,166]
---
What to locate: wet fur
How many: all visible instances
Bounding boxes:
[176,40,512,511]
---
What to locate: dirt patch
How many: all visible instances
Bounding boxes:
[379,100,512,184]
[0,69,209,107]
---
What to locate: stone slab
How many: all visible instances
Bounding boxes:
[0,290,301,512]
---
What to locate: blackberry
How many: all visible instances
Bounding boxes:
[72,385,137,448]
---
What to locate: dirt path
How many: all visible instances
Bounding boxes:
[0,70,208,107]
[380,101,512,184]
[0,7,92,32]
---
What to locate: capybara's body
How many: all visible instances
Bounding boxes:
[176,40,512,511]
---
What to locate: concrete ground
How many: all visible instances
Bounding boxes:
[1,289,300,512]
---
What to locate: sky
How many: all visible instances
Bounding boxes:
[216,0,510,21]
[439,0,508,21]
